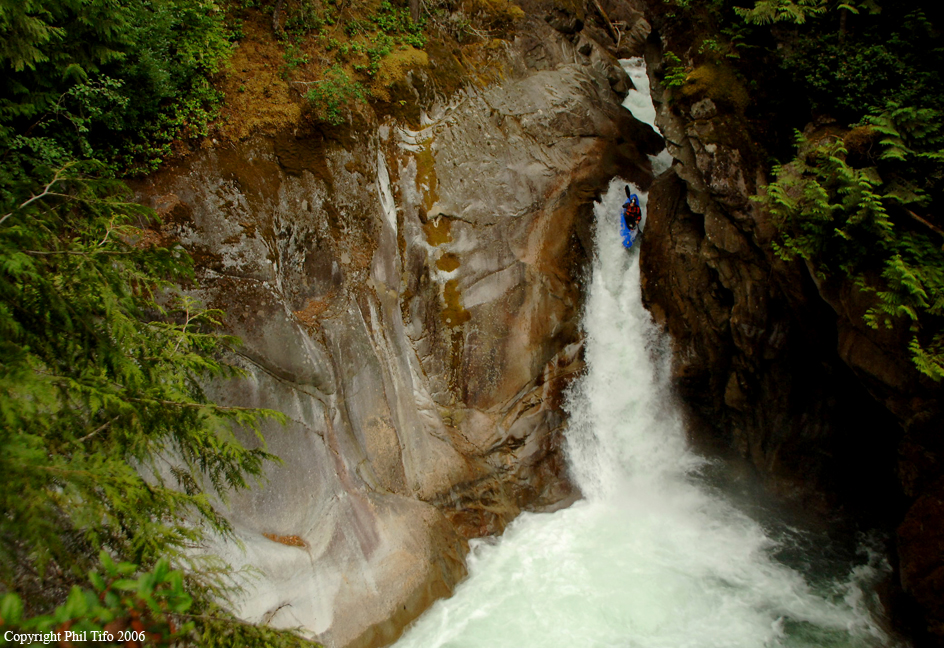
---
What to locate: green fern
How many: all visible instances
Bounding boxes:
[735,0,827,25]
[662,51,689,88]
[762,110,944,381]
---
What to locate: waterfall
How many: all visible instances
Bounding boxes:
[392,59,899,648]
[621,57,673,177]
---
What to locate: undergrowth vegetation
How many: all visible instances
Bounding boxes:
[1,0,235,177]
[0,1,318,644]
[304,64,367,124]
[238,0,521,124]
[658,0,944,380]
[0,0,527,637]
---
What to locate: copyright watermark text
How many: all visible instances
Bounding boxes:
[4,630,147,644]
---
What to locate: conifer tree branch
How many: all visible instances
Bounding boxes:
[122,397,261,414]
[24,249,137,256]
[905,209,944,240]
[0,165,73,227]
[77,416,120,443]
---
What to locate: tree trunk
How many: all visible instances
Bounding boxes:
[273,0,285,36]
[410,0,422,24]
[590,0,620,45]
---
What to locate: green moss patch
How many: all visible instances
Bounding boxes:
[372,46,430,101]
[681,63,749,112]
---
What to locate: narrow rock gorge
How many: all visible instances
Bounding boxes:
[134,6,661,644]
[135,1,942,646]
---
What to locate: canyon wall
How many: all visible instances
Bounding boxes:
[636,13,944,645]
[135,7,659,646]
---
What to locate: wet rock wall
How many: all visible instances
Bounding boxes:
[135,9,660,646]
[636,15,944,645]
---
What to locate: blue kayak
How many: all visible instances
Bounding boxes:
[620,189,642,249]
[620,215,640,248]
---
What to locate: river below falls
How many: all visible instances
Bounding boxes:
[390,59,905,648]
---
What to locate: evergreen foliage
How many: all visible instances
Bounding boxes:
[0,0,234,175]
[0,162,323,646]
[734,0,826,25]
[709,0,944,381]
[304,65,366,125]
[0,2,320,645]
[2,553,195,644]
[734,0,880,25]
[274,0,427,123]
[662,51,689,88]
[0,163,278,586]
[761,108,944,380]
[780,8,942,121]
[1,553,319,646]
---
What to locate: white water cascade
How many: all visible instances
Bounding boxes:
[392,60,899,648]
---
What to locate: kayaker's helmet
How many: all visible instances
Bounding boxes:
[629,196,638,206]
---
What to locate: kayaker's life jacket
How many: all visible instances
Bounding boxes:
[623,199,641,230]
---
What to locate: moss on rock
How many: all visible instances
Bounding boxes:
[681,63,749,112]
[372,46,430,101]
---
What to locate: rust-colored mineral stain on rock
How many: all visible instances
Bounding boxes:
[414,142,439,212]
[442,279,471,328]
[436,253,461,272]
[294,297,332,328]
[263,533,308,548]
[424,217,453,246]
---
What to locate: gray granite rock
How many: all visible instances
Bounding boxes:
[135,16,659,648]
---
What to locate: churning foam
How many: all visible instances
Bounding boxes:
[392,181,895,648]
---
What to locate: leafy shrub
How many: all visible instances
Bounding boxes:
[783,34,905,119]
[0,554,322,647]
[284,0,331,37]
[762,109,944,380]
[0,0,235,175]
[371,1,427,48]
[367,34,396,74]
[284,42,311,75]
[305,65,366,124]
[1,554,193,644]
[718,1,944,379]
[734,0,826,25]
[662,51,688,88]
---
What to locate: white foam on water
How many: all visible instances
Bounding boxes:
[620,57,673,176]
[393,181,895,648]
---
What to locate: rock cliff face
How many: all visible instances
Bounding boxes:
[636,15,944,645]
[135,9,659,647]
